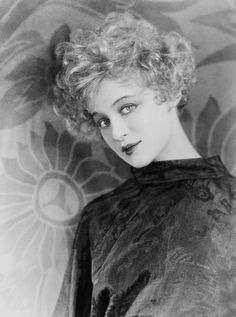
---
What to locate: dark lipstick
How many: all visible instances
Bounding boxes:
[121,141,141,155]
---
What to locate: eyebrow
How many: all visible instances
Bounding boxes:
[113,95,132,106]
[91,95,132,118]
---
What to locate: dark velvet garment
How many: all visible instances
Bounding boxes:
[53,156,236,317]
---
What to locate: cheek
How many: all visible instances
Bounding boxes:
[134,110,164,131]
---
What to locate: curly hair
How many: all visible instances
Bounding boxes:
[54,11,196,141]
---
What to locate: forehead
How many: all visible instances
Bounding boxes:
[89,77,146,112]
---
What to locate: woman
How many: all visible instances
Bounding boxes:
[53,12,236,317]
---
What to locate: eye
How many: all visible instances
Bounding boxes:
[120,104,137,115]
[97,117,110,129]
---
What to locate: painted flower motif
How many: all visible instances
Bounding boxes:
[0,122,123,316]
[0,24,70,130]
[195,96,236,175]
[80,0,199,33]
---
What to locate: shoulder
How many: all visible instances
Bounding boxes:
[179,174,236,239]
[79,176,139,221]
[182,172,235,203]
[176,174,236,236]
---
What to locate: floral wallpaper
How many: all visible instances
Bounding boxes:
[0,0,235,316]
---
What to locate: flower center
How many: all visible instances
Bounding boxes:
[34,171,84,226]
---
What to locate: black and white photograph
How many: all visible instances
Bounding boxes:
[0,1,235,316]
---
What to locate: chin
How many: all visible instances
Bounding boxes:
[125,157,154,169]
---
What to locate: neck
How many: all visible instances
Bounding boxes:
[156,108,201,161]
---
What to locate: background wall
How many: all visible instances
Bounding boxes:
[0,0,235,316]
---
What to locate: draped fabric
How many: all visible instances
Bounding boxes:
[53,156,236,317]
[0,1,235,316]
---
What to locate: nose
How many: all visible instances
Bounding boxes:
[110,117,129,141]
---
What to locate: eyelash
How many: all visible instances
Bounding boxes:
[96,104,137,129]
[120,103,136,115]
[97,118,110,129]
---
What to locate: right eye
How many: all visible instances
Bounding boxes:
[97,117,110,129]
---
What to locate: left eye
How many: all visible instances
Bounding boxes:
[120,104,136,115]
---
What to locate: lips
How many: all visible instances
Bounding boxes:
[121,141,141,155]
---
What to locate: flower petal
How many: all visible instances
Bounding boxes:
[82,173,120,194]
[192,10,236,37]
[39,227,54,270]
[0,211,33,252]
[6,57,48,81]
[74,158,110,184]
[53,230,70,275]
[197,44,236,68]
[0,203,31,224]
[1,157,37,185]
[0,31,44,67]
[49,24,71,59]
[66,142,92,176]
[210,107,236,156]
[13,220,40,264]
[30,131,50,171]
[57,130,75,171]
[0,174,34,195]
[43,122,59,169]
[222,125,236,174]
[0,193,31,206]
[17,142,44,179]
[22,224,46,267]
[0,81,44,129]
[195,96,221,156]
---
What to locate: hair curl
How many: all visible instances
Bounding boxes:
[54,11,196,141]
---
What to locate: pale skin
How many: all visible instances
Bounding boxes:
[89,76,200,168]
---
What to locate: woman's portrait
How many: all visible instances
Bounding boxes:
[0,1,235,317]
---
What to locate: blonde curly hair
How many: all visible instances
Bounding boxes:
[54,11,196,140]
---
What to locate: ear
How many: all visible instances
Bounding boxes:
[167,93,182,111]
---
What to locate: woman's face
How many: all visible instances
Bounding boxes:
[89,77,180,168]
